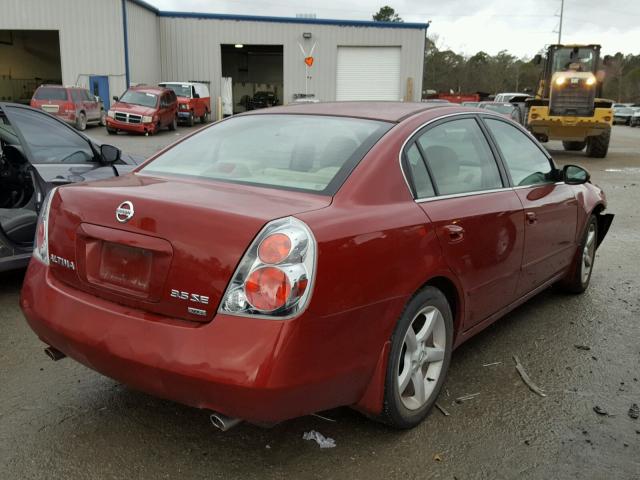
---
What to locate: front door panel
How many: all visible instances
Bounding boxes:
[515,183,578,295]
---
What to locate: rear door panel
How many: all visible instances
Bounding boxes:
[419,191,524,328]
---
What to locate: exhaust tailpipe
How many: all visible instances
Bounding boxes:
[44,346,66,361]
[210,412,242,431]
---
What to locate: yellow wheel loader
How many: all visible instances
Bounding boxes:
[526,44,613,158]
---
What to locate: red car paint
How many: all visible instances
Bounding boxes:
[20,102,611,424]
[106,86,177,135]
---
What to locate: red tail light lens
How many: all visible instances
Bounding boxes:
[258,233,291,264]
[219,217,316,319]
[244,266,291,311]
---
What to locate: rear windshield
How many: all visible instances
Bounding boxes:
[33,87,68,101]
[140,114,391,194]
[119,90,158,108]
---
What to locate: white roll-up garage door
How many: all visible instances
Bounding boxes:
[336,46,401,101]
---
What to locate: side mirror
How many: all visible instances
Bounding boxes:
[563,164,590,185]
[193,93,199,99]
[533,54,542,65]
[100,144,121,164]
[112,96,119,102]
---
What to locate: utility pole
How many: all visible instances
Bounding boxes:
[557,0,564,43]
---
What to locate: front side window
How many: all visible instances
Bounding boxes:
[119,90,158,108]
[140,114,391,194]
[4,106,94,164]
[417,118,503,196]
[484,118,554,187]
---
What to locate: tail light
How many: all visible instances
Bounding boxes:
[64,102,75,113]
[33,187,58,265]
[220,217,316,318]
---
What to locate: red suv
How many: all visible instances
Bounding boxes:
[30,85,106,131]
[106,87,178,136]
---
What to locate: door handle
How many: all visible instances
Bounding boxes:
[526,212,537,224]
[443,224,465,243]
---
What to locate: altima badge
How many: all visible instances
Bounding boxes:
[116,201,135,223]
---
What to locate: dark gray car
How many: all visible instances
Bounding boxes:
[0,103,139,272]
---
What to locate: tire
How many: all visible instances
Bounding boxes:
[99,110,107,127]
[562,141,586,151]
[378,286,453,429]
[106,127,117,135]
[200,110,210,124]
[169,116,177,131]
[558,215,598,294]
[75,112,87,131]
[585,129,610,158]
[187,112,194,127]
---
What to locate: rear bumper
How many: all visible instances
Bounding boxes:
[106,117,155,134]
[20,260,394,423]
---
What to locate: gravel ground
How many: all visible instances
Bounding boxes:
[1,125,638,480]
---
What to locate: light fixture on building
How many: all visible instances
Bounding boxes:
[302,32,312,39]
[235,44,244,48]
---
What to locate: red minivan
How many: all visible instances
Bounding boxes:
[30,85,106,131]
[106,86,178,135]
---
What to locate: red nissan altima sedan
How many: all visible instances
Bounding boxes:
[20,102,613,429]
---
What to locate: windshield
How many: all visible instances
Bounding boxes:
[552,47,596,73]
[162,84,191,97]
[140,114,391,194]
[33,87,68,101]
[119,90,158,108]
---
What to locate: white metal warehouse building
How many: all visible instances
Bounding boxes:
[0,0,427,113]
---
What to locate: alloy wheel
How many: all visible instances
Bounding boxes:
[397,306,446,410]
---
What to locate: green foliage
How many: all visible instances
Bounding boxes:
[424,40,542,96]
[423,40,640,102]
[372,6,403,22]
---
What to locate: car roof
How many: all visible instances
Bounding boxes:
[244,101,453,123]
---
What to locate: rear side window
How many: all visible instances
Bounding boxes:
[404,144,435,198]
[140,114,391,194]
[417,118,503,195]
[71,90,84,102]
[484,119,553,186]
[33,87,68,101]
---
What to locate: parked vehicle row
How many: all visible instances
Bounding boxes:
[28,82,212,136]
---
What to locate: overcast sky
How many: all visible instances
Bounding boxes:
[148,0,639,57]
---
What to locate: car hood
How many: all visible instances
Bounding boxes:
[111,102,156,116]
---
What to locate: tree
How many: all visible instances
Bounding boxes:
[372,6,403,22]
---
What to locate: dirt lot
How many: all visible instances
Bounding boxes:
[1,125,638,479]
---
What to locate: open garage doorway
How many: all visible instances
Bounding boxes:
[0,30,62,103]
[221,44,283,114]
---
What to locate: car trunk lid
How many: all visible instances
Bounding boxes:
[47,174,331,322]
